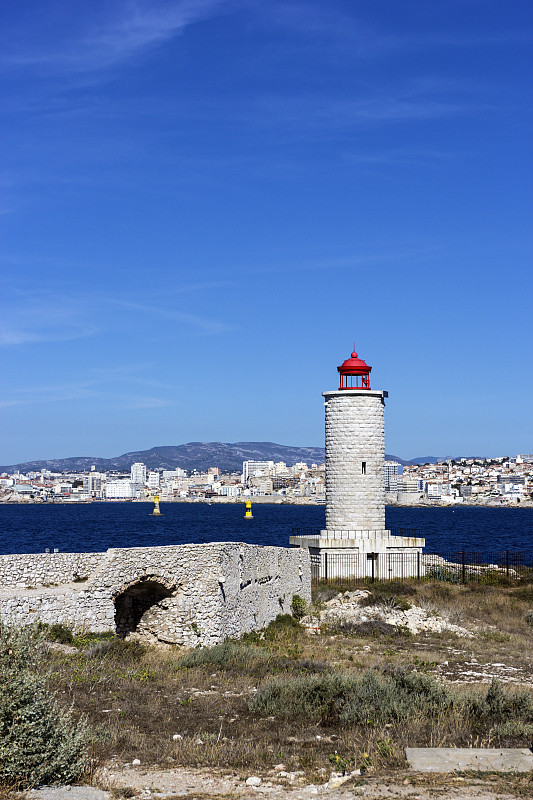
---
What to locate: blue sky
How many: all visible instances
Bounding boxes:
[1,0,532,465]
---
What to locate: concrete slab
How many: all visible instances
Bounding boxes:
[25,788,110,800]
[405,747,533,773]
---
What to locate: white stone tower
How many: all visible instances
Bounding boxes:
[290,348,424,579]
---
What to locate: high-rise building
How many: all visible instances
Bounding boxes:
[384,461,402,491]
[131,462,147,486]
[147,471,160,489]
[242,460,275,483]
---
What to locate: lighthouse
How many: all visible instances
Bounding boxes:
[290,347,424,579]
[325,349,385,532]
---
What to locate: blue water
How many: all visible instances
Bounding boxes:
[0,503,531,555]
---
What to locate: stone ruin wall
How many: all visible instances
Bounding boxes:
[0,543,311,647]
[0,552,107,588]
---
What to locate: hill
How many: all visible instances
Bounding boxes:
[0,442,325,474]
[0,444,465,475]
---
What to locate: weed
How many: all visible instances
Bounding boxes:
[329,750,351,775]
[477,630,511,643]
[489,720,533,741]
[360,594,412,611]
[513,586,533,603]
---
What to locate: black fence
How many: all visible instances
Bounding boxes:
[289,530,533,585]
[308,550,533,584]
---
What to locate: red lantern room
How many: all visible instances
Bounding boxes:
[337,348,372,390]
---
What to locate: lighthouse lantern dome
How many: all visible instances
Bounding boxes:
[337,348,372,390]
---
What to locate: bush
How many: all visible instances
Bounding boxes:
[291,594,307,620]
[249,671,355,722]
[262,614,301,641]
[360,594,412,611]
[179,640,267,671]
[249,667,458,726]
[327,620,407,638]
[38,623,74,645]
[84,637,145,661]
[0,623,88,788]
[471,679,533,721]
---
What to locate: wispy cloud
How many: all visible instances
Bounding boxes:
[0,282,235,347]
[0,291,100,346]
[0,367,175,409]
[107,298,234,335]
[2,0,239,74]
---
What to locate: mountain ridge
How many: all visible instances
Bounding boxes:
[0,443,453,474]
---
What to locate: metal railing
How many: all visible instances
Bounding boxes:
[308,549,533,585]
[290,527,425,540]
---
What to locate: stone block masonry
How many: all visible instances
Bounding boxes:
[324,390,386,531]
[0,543,311,647]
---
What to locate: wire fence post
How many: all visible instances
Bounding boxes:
[324,551,328,583]
[461,550,466,584]
[506,550,509,578]
[371,553,375,583]
[417,551,420,581]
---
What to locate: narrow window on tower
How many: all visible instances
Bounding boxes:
[361,462,366,475]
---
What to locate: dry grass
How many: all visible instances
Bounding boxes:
[24,581,533,782]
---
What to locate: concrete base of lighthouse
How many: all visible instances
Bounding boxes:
[289,530,426,581]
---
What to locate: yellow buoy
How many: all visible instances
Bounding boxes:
[151,495,162,516]
[244,500,253,519]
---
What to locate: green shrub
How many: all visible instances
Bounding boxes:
[179,640,267,671]
[84,637,145,661]
[249,671,355,722]
[490,720,533,740]
[471,679,533,721]
[262,614,301,641]
[291,594,307,620]
[0,623,88,788]
[38,623,74,644]
[249,667,458,726]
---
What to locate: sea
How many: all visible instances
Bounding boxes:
[0,502,532,556]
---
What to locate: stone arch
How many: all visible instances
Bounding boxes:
[113,576,175,638]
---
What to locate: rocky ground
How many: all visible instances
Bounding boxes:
[301,589,473,638]
[24,766,533,800]
[11,582,533,800]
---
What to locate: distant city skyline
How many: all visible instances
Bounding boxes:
[1,1,532,464]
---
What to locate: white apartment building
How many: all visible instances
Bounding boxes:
[162,468,187,479]
[218,485,242,497]
[242,460,275,483]
[292,461,309,473]
[384,460,402,491]
[147,471,160,489]
[105,480,138,499]
[83,473,102,495]
[131,462,147,486]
